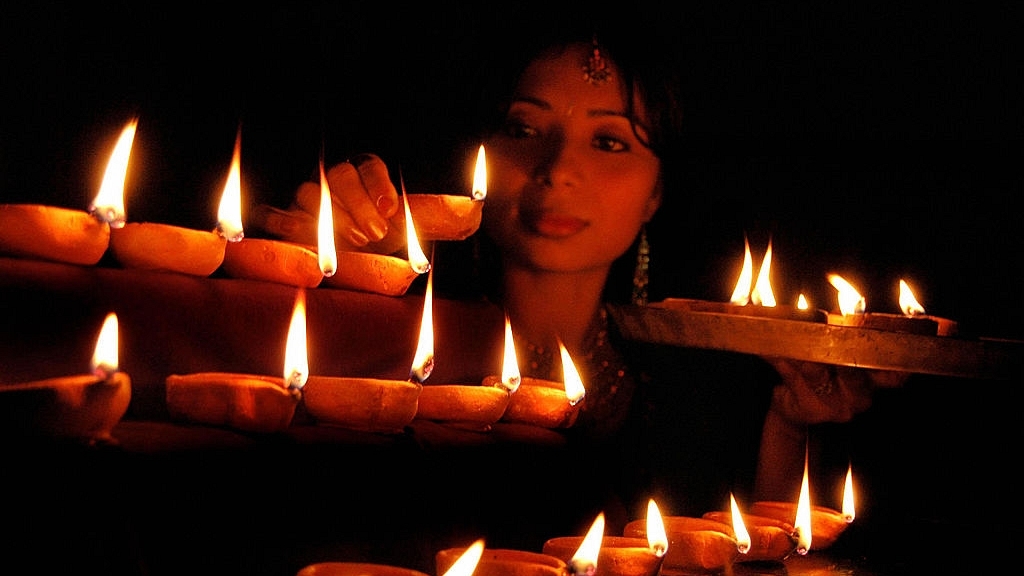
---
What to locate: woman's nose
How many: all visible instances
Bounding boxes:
[533,136,582,188]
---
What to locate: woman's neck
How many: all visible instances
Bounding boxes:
[500,264,609,355]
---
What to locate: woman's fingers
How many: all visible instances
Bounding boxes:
[326,155,400,245]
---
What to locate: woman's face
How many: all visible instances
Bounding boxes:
[483,42,662,275]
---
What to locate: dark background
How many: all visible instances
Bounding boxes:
[1,3,1021,574]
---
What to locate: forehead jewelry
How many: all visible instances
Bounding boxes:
[582,34,611,86]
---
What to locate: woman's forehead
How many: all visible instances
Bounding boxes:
[513,43,631,115]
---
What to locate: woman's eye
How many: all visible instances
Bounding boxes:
[503,119,539,139]
[593,135,628,152]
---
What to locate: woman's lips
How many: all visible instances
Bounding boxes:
[529,212,588,238]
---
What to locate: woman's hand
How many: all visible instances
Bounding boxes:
[763,358,908,425]
[251,154,406,254]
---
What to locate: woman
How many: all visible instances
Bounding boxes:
[255,18,901,518]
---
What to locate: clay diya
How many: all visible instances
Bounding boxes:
[0,204,111,266]
[701,510,797,563]
[747,501,850,551]
[320,251,421,296]
[498,375,582,429]
[221,238,324,287]
[414,383,511,431]
[544,536,664,576]
[302,376,423,434]
[436,548,566,576]
[0,312,130,444]
[165,372,301,434]
[656,297,827,323]
[825,274,957,337]
[109,222,227,276]
[624,516,739,575]
[296,563,430,576]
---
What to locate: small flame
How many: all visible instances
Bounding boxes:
[750,238,776,307]
[441,539,485,576]
[499,315,522,393]
[91,312,119,380]
[558,341,586,406]
[842,463,856,523]
[402,178,431,274]
[730,493,751,554]
[797,294,809,310]
[646,499,668,557]
[729,237,753,305]
[828,274,866,316]
[410,267,435,383]
[472,145,487,201]
[216,128,245,241]
[794,452,813,555]
[570,512,604,576]
[90,119,136,228]
[317,161,338,277]
[283,290,308,391]
[898,279,926,317]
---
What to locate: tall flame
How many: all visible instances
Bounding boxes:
[750,238,776,307]
[91,312,119,380]
[441,539,485,576]
[216,127,245,241]
[898,279,926,317]
[317,161,338,277]
[499,314,522,393]
[402,178,431,274]
[730,493,751,554]
[842,463,856,523]
[729,237,753,305]
[90,119,136,228]
[571,512,604,576]
[410,267,435,383]
[472,145,487,201]
[828,274,866,316]
[794,450,813,555]
[283,289,308,391]
[797,294,810,310]
[646,499,668,557]
[558,341,586,406]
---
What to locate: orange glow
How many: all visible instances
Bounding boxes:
[571,512,605,573]
[441,539,485,576]
[91,312,120,380]
[283,289,309,391]
[499,314,522,393]
[842,464,856,523]
[410,267,435,383]
[730,493,751,554]
[646,499,668,557]
[90,119,136,228]
[828,274,866,316]
[729,237,753,305]
[216,128,245,241]
[750,239,777,307]
[472,145,487,201]
[402,179,431,274]
[558,341,586,406]
[797,294,809,310]
[898,279,926,317]
[794,453,813,555]
[317,161,338,277]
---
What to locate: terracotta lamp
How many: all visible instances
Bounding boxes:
[436,548,565,576]
[826,275,957,336]
[0,120,138,266]
[0,312,130,444]
[499,337,585,429]
[623,516,740,574]
[700,510,797,563]
[545,501,667,576]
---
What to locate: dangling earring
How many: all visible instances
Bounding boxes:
[632,227,650,306]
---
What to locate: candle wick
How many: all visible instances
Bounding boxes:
[93,363,118,382]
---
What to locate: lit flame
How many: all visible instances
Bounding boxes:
[91,312,119,380]
[828,274,866,316]
[441,539,485,576]
[402,178,431,274]
[646,499,668,557]
[317,161,338,277]
[794,452,813,555]
[216,128,245,241]
[499,314,522,393]
[750,238,776,307]
[410,267,435,383]
[729,237,753,305]
[898,279,926,317]
[283,289,308,391]
[730,493,751,554]
[797,294,809,310]
[89,119,136,228]
[570,512,604,576]
[472,145,487,201]
[842,463,856,523]
[558,341,586,406]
